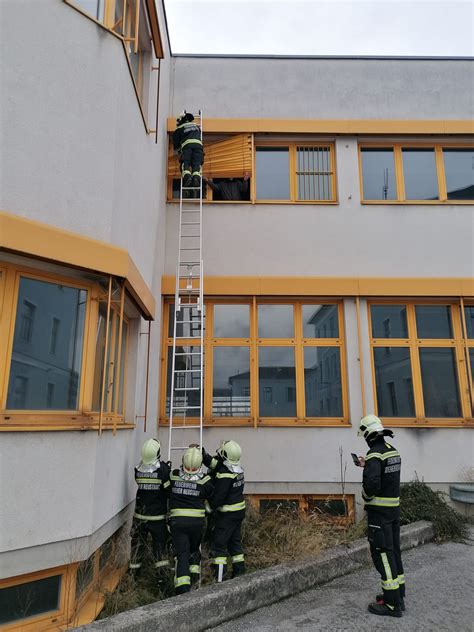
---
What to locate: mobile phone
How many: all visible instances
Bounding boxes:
[351,452,360,466]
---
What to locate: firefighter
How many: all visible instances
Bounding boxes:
[357,414,405,617]
[203,440,246,582]
[129,438,171,580]
[172,111,204,195]
[169,446,214,594]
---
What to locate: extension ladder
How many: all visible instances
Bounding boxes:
[167,110,204,463]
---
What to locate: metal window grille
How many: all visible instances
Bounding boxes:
[296,146,333,201]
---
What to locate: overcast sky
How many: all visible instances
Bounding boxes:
[163,0,474,57]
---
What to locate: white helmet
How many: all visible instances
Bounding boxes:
[358,414,384,439]
[141,438,161,465]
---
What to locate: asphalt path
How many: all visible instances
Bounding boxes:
[208,527,474,632]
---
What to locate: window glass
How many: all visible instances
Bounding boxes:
[373,347,415,417]
[464,306,474,339]
[402,149,439,200]
[304,348,343,417]
[214,304,249,338]
[469,349,474,382]
[166,346,202,416]
[256,147,290,199]
[371,305,408,338]
[259,498,299,514]
[419,348,461,417]
[296,146,333,201]
[308,498,347,517]
[169,304,204,338]
[415,305,453,339]
[443,148,474,200]
[75,554,95,600]
[0,575,61,625]
[212,347,250,416]
[258,304,294,338]
[302,305,339,338]
[91,303,113,411]
[73,0,105,20]
[118,321,128,415]
[258,347,296,417]
[7,278,86,410]
[361,148,397,200]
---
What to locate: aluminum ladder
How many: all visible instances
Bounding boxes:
[167,110,204,463]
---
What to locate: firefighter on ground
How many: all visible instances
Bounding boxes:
[168,446,214,595]
[173,111,204,196]
[203,440,246,582]
[129,438,171,580]
[356,414,405,618]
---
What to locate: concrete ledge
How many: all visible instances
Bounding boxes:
[79,520,434,632]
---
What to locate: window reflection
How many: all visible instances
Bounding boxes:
[415,305,453,339]
[212,347,250,416]
[258,347,296,417]
[402,149,439,200]
[419,348,461,417]
[443,148,474,200]
[304,347,343,416]
[373,347,415,417]
[214,304,249,338]
[256,147,290,199]
[361,148,397,200]
[7,278,86,410]
[258,305,294,338]
[169,304,204,338]
[371,305,408,338]
[166,346,202,416]
[302,305,339,338]
[464,306,474,339]
[0,575,61,625]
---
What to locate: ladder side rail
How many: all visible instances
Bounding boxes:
[199,259,204,450]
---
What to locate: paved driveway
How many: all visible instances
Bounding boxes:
[208,528,474,632]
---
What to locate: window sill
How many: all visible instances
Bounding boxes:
[381,418,474,428]
[167,199,339,205]
[362,200,474,205]
[0,413,135,432]
[159,417,351,427]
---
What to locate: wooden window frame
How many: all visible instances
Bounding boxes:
[0,262,132,431]
[248,493,355,524]
[160,298,349,428]
[358,142,474,205]
[368,299,474,427]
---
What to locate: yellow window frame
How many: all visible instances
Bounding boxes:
[358,141,474,204]
[160,298,349,428]
[0,262,131,431]
[368,299,474,427]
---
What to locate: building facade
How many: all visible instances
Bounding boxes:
[0,3,473,629]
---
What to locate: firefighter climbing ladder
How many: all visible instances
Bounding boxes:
[167,110,204,463]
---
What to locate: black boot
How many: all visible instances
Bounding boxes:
[376,593,405,611]
[183,173,192,187]
[192,175,201,197]
[368,602,402,618]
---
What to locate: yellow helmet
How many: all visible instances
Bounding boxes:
[358,414,384,439]
[182,446,202,473]
[217,440,241,465]
[141,438,161,465]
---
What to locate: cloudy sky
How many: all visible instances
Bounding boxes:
[163,0,474,56]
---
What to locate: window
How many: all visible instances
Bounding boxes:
[369,302,472,423]
[162,300,348,426]
[75,554,96,600]
[256,143,336,202]
[360,144,473,202]
[252,494,354,523]
[0,574,62,625]
[0,264,131,429]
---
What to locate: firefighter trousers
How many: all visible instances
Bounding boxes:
[181,145,204,178]
[129,517,170,573]
[367,508,405,605]
[170,517,204,594]
[211,510,245,581]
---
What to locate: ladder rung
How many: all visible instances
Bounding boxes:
[182,187,201,190]
[179,275,200,279]
[181,209,200,213]
[175,320,203,324]
[174,352,202,356]
[170,444,201,450]
[179,261,200,266]
[181,222,200,226]
[175,387,200,391]
[180,248,200,251]
[173,405,201,410]
[174,368,202,372]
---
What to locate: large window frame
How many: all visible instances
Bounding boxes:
[368,300,473,426]
[359,142,474,204]
[160,298,349,427]
[0,262,131,431]
[249,493,355,525]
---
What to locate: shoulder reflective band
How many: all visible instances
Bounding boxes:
[136,478,162,485]
[163,480,171,488]
[133,512,167,521]
[216,472,235,479]
[169,508,205,518]
[217,500,246,512]
[197,475,211,485]
[231,554,245,563]
[365,451,400,462]
[189,565,201,574]
[174,575,191,587]
[365,452,383,461]
[364,496,400,507]
[170,474,182,481]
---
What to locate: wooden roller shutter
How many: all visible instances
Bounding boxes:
[168,134,253,179]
